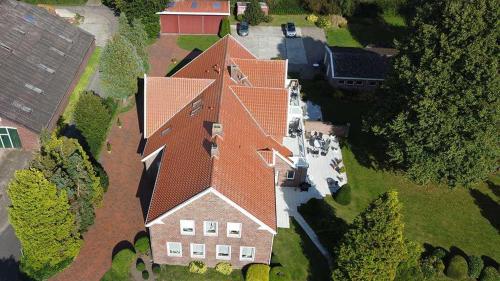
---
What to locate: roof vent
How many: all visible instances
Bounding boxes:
[13,27,25,35]
[210,142,219,158]
[25,83,44,94]
[0,42,11,52]
[212,123,223,136]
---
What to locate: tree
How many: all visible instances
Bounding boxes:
[100,34,143,100]
[8,169,81,280]
[244,0,265,25]
[367,0,499,187]
[219,17,230,38]
[332,191,406,280]
[119,13,150,73]
[113,0,169,39]
[30,134,104,233]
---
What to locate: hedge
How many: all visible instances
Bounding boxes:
[446,255,468,280]
[267,0,306,15]
[246,264,270,281]
[334,184,351,205]
[219,17,230,38]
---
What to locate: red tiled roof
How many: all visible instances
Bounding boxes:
[231,58,286,88]
[145,77,214,138]
[161,0,230,15]
[143,36,290,231]
[231,86,288,140]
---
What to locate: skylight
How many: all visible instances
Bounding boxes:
[212,2,221,9]
[12,101,33,113]
[191,1,198,9]
[37,64,55,74]
[49,47,65,56]
[0,42,11,52]
[24,83,44,94]
[58,34,73,43]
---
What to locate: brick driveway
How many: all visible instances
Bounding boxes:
[147,35,189,77]
[51,106,147,281]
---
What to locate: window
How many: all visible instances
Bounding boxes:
[355,80,363,85]
[190,243,205,258]
[167,242,182,257]
[227,223,242,238]
[0,127,21,149]
[204,221,218,236]
[180,220,195,235]
[160,127,171,136]
[369,81,377,86]
[338,80,345,84]
[240,247,255,261]
[216,245,231,260]
[346,80,354,85]
[286,170,295,180]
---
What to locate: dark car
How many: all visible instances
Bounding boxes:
[285,22,296,37]
[238,21,249,36]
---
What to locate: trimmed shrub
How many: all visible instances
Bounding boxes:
[152,264,161,275]
[246,264,270,281]
[188,261,207,274]
[263,15,273,23]
[421,256,444,279]
[215,262,233,275]
[101,248,136,280]
[306,14,318,23]
[136,259,145,271]
[431,247,447,260]
[480,266,500,281]
[334,184,351,205]
[142,270,149,280]
[73,91,114,158]
[468,255,484,278]
[134,236,150,255]
[446,255,468,279]
[331,14,347,28]
[316,16,332,29]
[270,266,291,281]
[219,17,230,37]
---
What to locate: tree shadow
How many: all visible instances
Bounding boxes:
[486,180,500,198]
[166,49,202,77]
[112,240,135,259]
[0,256,29,281]
[469,189,500,233]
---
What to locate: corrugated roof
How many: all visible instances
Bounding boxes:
[143,36,291,230]
[0,0,94,132]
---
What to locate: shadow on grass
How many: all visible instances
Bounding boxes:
[470,189,500,233]
[167,49,202,77]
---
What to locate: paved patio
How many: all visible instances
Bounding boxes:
[147,35,190,77]
[51,106,147,281]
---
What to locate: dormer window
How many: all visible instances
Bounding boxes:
[180,220,195,235]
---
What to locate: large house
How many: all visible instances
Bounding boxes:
[142,35,309,268]
[323,46,397,90]
[0,0,95,150]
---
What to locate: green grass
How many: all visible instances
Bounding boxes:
[300,79,500,262]
[272,219,331,281]
[157,265,244,280]
[229,14,316,27]
[176,35,220,51]
[326,13,407,47]
[62,47,101,123]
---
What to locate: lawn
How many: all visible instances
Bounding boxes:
[326,13,406,47]
[229,14,316,27]
[157,265,244,280]
[272,219,331,281]
[300,78,500,262]
[62,47,101,123]
[176,35,220,52]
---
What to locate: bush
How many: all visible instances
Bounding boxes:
[101,248,136,281]
[73,91,114,158]
[446,255,468,279]
[468,255,484,278]
[219,17,230,37]
[246,264,270,281]
[431,247,448,260]
[306,14,318,23]
[263,15,273,23]
[136,259,145,271]
[244,0,265,25]
[152,264,160,275]
[142,270,149,280]
[188,261,207,274]
[134,236,150,255]
[480,266,500,281]
[316,16,332,29]
[215,262,233,275]
[270,266,291,281]
[93,163,109,192]
[334,184,351,205]
[421,256,444,279]
[331,14,347,28]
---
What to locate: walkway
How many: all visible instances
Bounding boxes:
[51,107,146,281]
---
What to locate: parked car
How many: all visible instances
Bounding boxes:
[238,21,249,36]
[285,22,296,37]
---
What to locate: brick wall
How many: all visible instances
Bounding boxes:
[274,156,306,187]
[0,117,39,150]
[149,192,274,268]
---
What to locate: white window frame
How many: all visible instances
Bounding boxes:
[240,246,255,261]
[286,170,295,180]
[203,221,218,236]
[167,242,182,257]
[190,243,205,259]
[227,222,242,238]
[216,244,231,260]
[180,220,195,235]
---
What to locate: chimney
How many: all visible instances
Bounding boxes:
[212,123,223,137]
[210,142,219,158]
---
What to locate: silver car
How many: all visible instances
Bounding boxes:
[285,22,296,38]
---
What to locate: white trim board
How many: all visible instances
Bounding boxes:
[145,187,276,234]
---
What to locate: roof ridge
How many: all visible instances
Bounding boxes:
[231,57,285,63]
[229,84,287,91]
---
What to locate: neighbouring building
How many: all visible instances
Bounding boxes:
[0,0,95,150]
[323,46,397,90]
[157,0,230,34]
[142,35,309,268]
